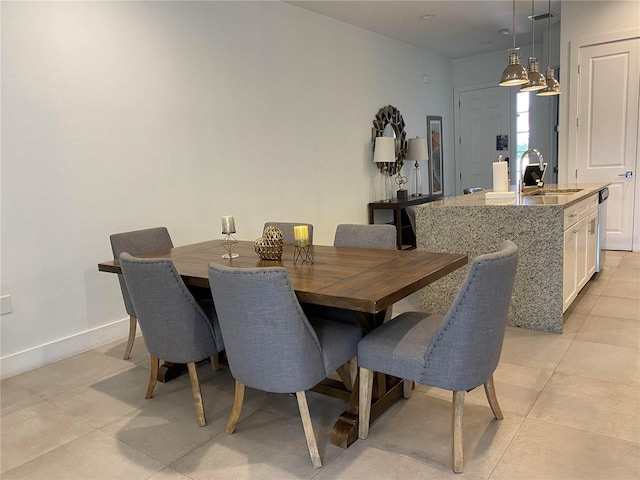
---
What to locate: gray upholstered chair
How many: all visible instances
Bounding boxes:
[333,224,396,250]
[119,253,225,427]
[463,187,485,194]
[207,263,362,469]
[358,240,518,473]
[110,227,173,359]
[263,222,314,245]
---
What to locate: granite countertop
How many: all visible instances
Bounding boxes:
[429,183,609,208]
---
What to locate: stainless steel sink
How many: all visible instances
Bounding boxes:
[526,188,583,196]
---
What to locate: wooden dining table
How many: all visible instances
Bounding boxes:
[99,239,467,448]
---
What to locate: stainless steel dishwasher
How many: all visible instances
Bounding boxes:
[596,187,609,272]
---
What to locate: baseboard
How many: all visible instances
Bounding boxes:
[0,318,129,380]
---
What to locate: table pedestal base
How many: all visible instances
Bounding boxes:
[157,362,187,383]
[329,373,405,448]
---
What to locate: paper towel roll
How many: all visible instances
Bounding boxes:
[492,161,509,193]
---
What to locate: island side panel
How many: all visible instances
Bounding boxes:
[415,203,564,333]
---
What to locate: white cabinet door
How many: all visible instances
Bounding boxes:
[576,216,589,291]
[564,197,600,311]
[563,226,578,311]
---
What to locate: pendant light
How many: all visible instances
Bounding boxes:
[499,0,529,86]
[537,0,561,96]
[521,0,547,91]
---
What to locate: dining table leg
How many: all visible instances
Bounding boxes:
[329,309,406,449]
[330,370,405,448]
[157,362,188,382]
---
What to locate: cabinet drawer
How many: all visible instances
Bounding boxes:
[564,194,598,229]
[564,205,580,229]
[578,194,598,221]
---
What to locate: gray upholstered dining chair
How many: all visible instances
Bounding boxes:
[358,240,518,473]
[207,263,362,469]
[110,227,173,359]
[263,222,314,245]
[333,224,396,250]
[119,253,225,427]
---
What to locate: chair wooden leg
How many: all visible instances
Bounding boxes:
[123,315,137,360]
[483,374,504,420]
[403,379,414,399]
[210,354,220,372]
[187,362,206,427]
[452,390,465,474]
[296,391,322,469]
[226,380,245,435]
[358,367,374,439]
[145,355,159,399]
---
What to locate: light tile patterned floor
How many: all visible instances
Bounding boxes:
[2,251,639,479]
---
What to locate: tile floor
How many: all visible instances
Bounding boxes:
[2,251,639,479]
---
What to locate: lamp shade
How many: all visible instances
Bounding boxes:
[406,137,428,161]
[373,136,396,163]
[499,50,529,86]
[520,57,547,91]
[537,66,561,96]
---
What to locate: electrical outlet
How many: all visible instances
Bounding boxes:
[1,295,13,315]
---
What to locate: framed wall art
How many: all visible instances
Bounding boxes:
[426,116,444,195]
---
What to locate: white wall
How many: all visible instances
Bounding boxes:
[0,1,453,377]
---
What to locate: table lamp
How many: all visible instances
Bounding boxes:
[406,137,428,197]
[374,136,395,201]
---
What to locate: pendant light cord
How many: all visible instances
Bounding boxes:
[547,0,551,67]
[512,0,516,50]
[531,0,535,57]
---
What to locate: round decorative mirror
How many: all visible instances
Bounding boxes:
[371,105,407,175]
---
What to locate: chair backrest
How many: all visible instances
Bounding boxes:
[333,224,396,250]
[421,240,518,391]
[110,227,173,316]
[463,187,485,194]
[207,263,327,393]
[263,222,314,245]
[119,253,223,363]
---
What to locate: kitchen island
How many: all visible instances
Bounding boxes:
[414,184,609,333]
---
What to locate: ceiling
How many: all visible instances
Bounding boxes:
[287,0,562,60]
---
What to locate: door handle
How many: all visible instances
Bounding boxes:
[618,171,633,178]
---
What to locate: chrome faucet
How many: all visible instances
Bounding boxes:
[519,148,546,193]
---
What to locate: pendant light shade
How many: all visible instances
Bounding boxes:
[521,0,547,91]
[500,50,529,86]
[537,0,561,96]
[521,57,547,91]
[500,0,528,86]
[537,66,561,95]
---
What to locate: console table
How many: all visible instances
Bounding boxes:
[368,195,443,250]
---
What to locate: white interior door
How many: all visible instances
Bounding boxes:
[458,87,512,191]
[575,38,639,251]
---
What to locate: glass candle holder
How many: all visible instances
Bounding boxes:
[293,225,309,247]
[221,215,239,258]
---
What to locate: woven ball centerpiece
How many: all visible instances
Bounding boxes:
[254,226,284,261]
